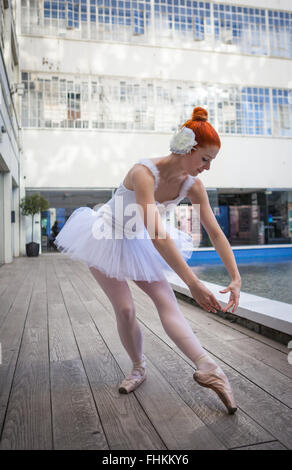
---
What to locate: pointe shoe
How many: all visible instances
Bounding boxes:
[118,357,147,394]
[193,366,237,414]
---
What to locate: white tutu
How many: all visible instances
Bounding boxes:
[55,158,196,283]
[54,205,194,282]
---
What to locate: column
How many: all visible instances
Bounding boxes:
[3,171,12,263]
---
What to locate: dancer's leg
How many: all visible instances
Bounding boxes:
[133,279,217,371]
[89,267,143,364]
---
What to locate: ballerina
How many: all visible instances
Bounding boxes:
[55,106,241,414]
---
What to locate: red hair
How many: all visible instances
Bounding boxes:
[181,107,221,149]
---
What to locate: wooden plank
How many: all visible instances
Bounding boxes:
[0,283,8,297]
[63,261,225,450]
[55,260,167,450]
[133,290,291,385]
[179,301,292,409]
[131,287,292,411]
[46,257,64,305]
[232,441,287,450]
[0,257,29,282]
[47,258,109,450]
[0,258,33,328]
[0,258,23,280]
[67,260,292,383]
[202,310,289,354]
[0,259,41,437]
[171,300,247,341]
[53,257,292,449]
[83,298,225,450]
[61,260,96,303]
[132,319,275,449]
[222,336,292,379]
[175,296,290,354]
[77,268,292,449]
[71,258,290,354]
[72,268,276,449]
[0,259,52,450]
[175,295,290,356]
[129,285,292,449]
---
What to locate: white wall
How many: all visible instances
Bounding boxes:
[0,71,20,185]
[3,172,12,263]
[18,1,292,193]
[22,129,292,189]
[12,184,20,257]
[19,36,292,89]
[0,0,25,263]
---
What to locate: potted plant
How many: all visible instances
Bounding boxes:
[20,193,49,257]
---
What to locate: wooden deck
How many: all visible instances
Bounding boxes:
[0,254,291,450]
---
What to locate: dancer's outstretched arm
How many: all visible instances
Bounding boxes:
[132,166,222,314]
[188,178,241,313]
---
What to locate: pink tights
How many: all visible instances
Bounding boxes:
[89,267,217,371]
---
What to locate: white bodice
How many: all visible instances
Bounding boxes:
[114,158,196,212]
[101,158,196,237]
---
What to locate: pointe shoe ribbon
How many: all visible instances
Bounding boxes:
[193,366,237,414]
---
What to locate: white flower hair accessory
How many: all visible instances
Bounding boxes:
[169,126,198,155]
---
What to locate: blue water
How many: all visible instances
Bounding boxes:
[191,261,292,305]
[188,247,292,265]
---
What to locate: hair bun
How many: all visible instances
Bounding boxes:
[192,107,208,122]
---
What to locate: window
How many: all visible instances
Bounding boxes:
[21,72,292,137]
[217,87,244,134]
[240,87,271,136]
[20,1,292,59]
[43,0,85,31]
[67,92,81,120]
[21,72,89,128]
[21,0,43,34]
[86,0,151,42]
[213,3,267,55]
[272,89,292,136]
[154,0,211,43]
[268,10,292,58]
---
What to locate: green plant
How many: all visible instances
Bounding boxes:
[20,193,49,243]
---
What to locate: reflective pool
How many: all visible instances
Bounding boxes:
[191,262,292,305]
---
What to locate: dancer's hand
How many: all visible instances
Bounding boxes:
[219,280,241,313]
[189,281,222,313]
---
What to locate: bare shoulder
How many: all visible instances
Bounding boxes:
[122,163,156,205]
[188,177,208,204]
[123,162,155,191]
[130,163,156,189]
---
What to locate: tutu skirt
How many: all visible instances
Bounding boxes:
[54,206,194,282]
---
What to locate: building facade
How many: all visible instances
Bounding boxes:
[0,0,25,265]
[16,0,292,248]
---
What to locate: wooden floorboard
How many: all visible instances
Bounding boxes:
[0,257,34,329]
[0,253,291,450]
[232,440,287,450]
[47,259,109,450]
[53,257,166,450]
[128,285,292,449]
[0,259,41,443]
[0,258,51,449]
[176,301,292,406]
[69,262,283,450]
